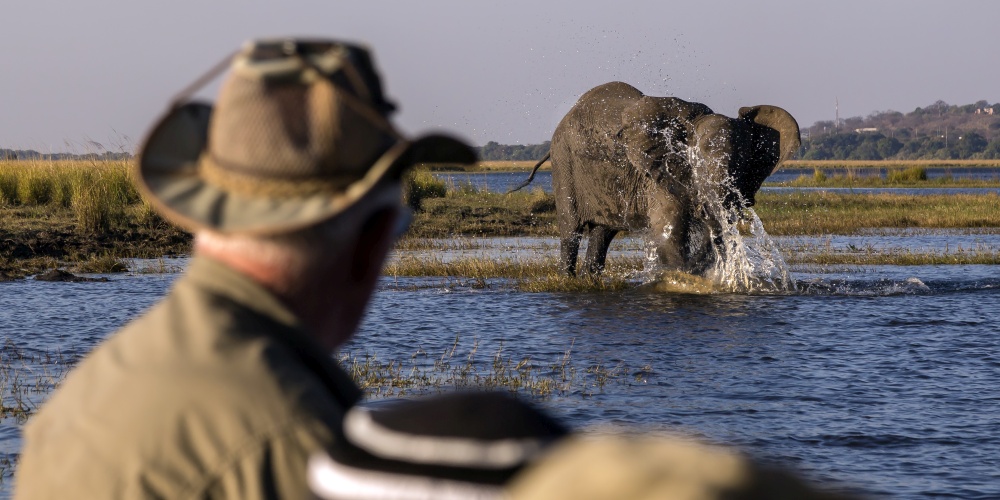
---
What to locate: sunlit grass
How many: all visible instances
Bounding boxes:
[754,192,1000,235]
[0,160,139,233]
[385,254,644,292]
[409,185,556,238]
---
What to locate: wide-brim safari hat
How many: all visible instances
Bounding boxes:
[136,38,476,235]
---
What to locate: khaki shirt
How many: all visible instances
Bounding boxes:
[16,256,361,499]
[508,436,851,500]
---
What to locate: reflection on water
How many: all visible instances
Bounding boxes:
[1,243,999,497]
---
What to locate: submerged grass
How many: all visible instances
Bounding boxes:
[339,336,640,399]
[0,340,73,422]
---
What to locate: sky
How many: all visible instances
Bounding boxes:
[2,0,998,152]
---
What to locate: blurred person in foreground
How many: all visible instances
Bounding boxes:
[14,38,476,498]
[16,38,854,500]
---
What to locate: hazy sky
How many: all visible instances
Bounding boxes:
[3,0,998,152]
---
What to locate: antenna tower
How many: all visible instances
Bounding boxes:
[835,97,840,130]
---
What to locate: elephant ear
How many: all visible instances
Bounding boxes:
[737,105,801,175]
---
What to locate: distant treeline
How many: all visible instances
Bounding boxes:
[0,149,130,161]
[7,99,1000,162]
[478,100,1000,161]
[476,141,551,161]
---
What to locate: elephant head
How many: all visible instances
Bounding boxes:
[619,99,800,273]
[690,105,801,211]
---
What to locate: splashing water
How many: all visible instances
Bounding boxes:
[704,208,795,293]
[642,140,795,294]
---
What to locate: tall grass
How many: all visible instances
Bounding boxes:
[885,166,928,183]
[403,169,447,210]
[0,160,140,232]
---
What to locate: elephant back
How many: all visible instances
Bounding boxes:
[550,82,652,229]
[556,82,645,155]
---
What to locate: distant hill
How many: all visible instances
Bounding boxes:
[7,99,1000,162]
[800,100,1000,160]
[476,100,1000,161]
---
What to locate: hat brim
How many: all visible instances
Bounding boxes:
[136,102,476,235]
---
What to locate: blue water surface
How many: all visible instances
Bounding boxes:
[0,254,998,498]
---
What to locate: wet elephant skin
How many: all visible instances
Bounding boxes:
[548,82,800,277]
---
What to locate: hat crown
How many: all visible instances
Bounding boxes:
[205,40,399,193]
[135,37,475,235]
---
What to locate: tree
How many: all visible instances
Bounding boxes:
[955,132,987,158]
[876,137,903,159]
[983,139,1000,159]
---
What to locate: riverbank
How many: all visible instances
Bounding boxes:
[3,160,1000,280]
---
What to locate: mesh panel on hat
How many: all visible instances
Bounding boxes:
[206,69,396,191]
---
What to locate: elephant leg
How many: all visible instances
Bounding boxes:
[560,232,582,277]
[583,226,619,277]
[648,193,690,271]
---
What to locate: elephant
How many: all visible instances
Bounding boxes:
[513,81,800,277]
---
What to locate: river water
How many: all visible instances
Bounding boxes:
[1,232,999,498]
[436,168,1000,194]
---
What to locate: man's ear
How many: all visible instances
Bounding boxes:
[349,207,398,283]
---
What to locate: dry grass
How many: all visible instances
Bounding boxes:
[386,254,644,292]
[0,160,139,233]
[409,186,556,238]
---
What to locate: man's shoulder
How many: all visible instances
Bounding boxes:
[17,277,350,498]
[44,278,347,435]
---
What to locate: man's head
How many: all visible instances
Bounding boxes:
[194,182,405,350]
[135,38,475,349]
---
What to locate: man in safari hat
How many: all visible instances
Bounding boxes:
[15,38,476,499]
